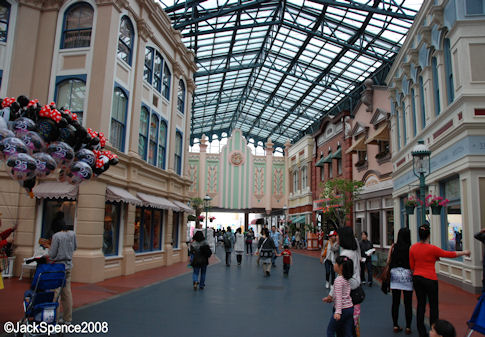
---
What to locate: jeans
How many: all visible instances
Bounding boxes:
[392,289,413,329]
[325,260,336,285]
[225,252,231,265]
[192,265,207,287]
[236,254,242,264]
[360,258,373,284]
[327,307,354,337]
[283,263,290,274]
[413,275,439,337]
[246,241,253,254]
[272,247,279,266]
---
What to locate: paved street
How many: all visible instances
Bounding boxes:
[72,249,422,337]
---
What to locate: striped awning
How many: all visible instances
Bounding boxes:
[291,215,306,224]
[106,186,142,206]
[33,182,78,200]
[345,136,367,154]
[137,192,178,210]
[365,123,390,144]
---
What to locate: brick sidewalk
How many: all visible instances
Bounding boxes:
[291,248,477,336]
[0,255,219,333]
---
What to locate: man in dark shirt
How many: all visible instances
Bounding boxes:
[359,231,374,286]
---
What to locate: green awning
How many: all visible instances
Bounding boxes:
[291,215,306,224]
[332,147,342,159]
[316,154,333,167]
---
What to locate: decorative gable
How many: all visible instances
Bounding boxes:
[351,122,369,138]
[370,108,390,127]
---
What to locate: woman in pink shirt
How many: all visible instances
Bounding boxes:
[410,224,470,337]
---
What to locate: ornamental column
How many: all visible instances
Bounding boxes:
[264,138,274,215]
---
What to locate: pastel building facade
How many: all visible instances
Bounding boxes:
[387,0,485,292]
[0,0,196,282]
[347,81,394,250]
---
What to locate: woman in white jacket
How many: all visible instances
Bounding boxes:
[234,228,245,265]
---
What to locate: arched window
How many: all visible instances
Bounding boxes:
[0,1,11,42]
[158,120,167,169]
[400,95,407,145]
[301,166,307,190]
[431,56,441,116]
[174,131,183,175]
[418,75,426,129]
[410,87,417,137]
[110,87,128,151]
[61,2,94,49]
[148,114,159,165]
[56,78,86,124]
[153,52,163,92]
[162,64,171,100]
[138,106,149,159]
[177,79,185,114]
[117,16,134,65]
[144,47,154,83]
[443,38,454,104]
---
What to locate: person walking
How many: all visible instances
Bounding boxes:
[245,228,254,255]
[410,223,471,337]
[257,228,277,277]
[295,229,301,249]
[189,231,212,290]
[223,226,235,266]
[281,244,292,275]
[270,226,281,267]
[47,213,76,324]
[234,228,245,265]
[325,256,355,337]
[321,230,339,289]
[359,231,374,287]
[387,228,413,334]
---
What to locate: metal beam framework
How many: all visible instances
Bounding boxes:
[159,0,422,148]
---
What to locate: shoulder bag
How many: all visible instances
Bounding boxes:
[259,238,273,258]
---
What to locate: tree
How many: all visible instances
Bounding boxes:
[320,178,364,229]
[190,197,204,228]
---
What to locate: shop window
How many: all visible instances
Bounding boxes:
[411,88,417,137]
[158,120,167,169]
[138,106,149,159]
[418,75,426,129]
[61,2,94,49]
[370,212,381,246]
[432,56,441,116]
[103,202,121,256]
[110,87,128,152]
[443,38,454,104]
[148,114,159,166]
[0,1,11,42]
[172,211,180,248]
[162,64,171,100]
[177,79,185,114]
[41,199,77,240]
[354,218,363,238]
[174,131,183,175]
[386,210,394,246]
[133,207,163,252]
[117,16,134,65]
[441,177,462,252]
[56,78,86,124]
[144,47,154,83]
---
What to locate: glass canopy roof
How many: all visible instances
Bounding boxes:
[159,0,423,148]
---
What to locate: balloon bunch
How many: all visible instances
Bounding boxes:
[0,95,119,194]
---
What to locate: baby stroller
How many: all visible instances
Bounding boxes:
[465,293,485,336]
[17,257,66,336]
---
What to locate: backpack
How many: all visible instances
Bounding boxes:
[223,235,232,249]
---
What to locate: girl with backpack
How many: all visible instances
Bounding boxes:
[190,231,212,290]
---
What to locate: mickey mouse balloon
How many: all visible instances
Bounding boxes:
[6,153,37,181]
[66,161,93,185]
[46,141,74,168]
[0,137,28,159]
[32,152,57,178]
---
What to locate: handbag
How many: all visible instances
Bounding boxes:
[259,238,273,258]
[350,285,366,305]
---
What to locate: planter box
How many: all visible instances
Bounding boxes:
[1,256,15,278]
[431,205,442,215]
[406,205,415,214]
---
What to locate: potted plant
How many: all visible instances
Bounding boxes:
[405,196,421,214]
[425,195,449,215]
[209,216,216,223]
[197,215,205,222]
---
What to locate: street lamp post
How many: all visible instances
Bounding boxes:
[203,194,211,238]
[283,205,287,230]
[411,140,431,227]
